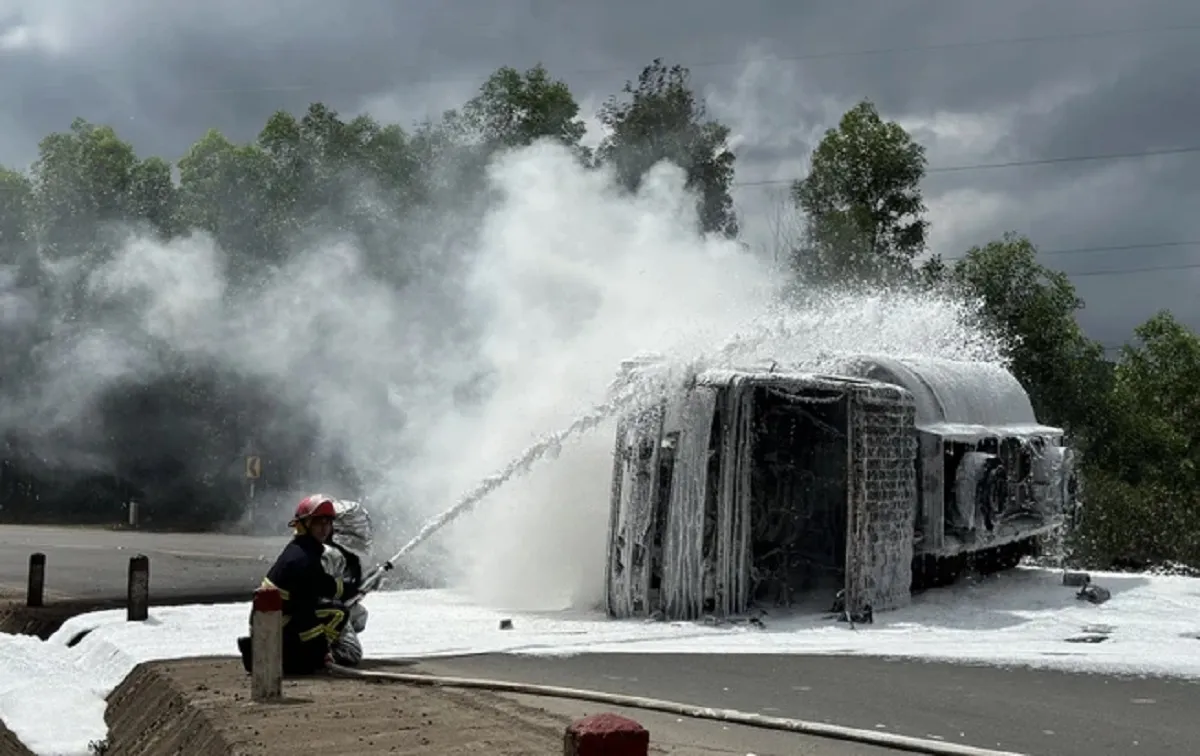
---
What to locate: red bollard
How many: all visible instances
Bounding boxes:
[563,713,649,756]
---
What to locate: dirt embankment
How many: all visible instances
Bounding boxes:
[0,726,32,756]
[102,658,576,756]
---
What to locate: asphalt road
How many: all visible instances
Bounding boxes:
[0,524,288,601]
[423,653,1199,756]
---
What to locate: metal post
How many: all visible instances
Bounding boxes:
[127,554,149,622]
[251,586,283,701]
[128,500,139,528]
[26,553,45,608]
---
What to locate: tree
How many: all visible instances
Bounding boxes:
[1106,312,1200,482]
[791,100,927,284]
[0,168,33,259]
[462,64,588,155]
[947,232,1109,435]
[597,59,738,238]
[0,167,39,384]
[126,156,179,237]
[1075,312,1200,567]
[31,118,140,259]
[256,103,448,286]
[176,128,278,274]
[258,103,420,219]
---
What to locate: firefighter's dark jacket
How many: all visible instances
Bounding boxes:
[262,534,361,639]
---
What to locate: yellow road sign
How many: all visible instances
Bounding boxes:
[246,456,262,479]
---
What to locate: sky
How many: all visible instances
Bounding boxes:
[1,0,1197,348]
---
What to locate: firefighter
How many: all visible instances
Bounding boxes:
[237,494,361,675]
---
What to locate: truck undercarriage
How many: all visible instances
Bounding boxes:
[604,357,1077,622]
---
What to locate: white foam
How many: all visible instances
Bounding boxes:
[2,566,1199,754]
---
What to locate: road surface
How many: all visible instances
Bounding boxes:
[0,524,287,601]
[422,653,1198,756]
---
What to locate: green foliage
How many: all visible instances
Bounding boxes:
[1080,313,1200,566]
[596,59,739,237]
[32,118,141,258]
[1068,467,1191,567]
[0,167,33,256]
[1087,313,1200,483]
[126,156,179,237]
[177,128,277,272]
[462,64,588,154]
[791,100,928,285]
[947,232,1110,435]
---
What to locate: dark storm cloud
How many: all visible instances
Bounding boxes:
[1,0,1197,344]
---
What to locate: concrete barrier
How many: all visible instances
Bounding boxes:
[563,713,649,756]
[250,585,283,702]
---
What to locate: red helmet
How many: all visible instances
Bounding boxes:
[290,494,336,525]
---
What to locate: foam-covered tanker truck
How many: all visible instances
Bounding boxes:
[603,355,1079,621]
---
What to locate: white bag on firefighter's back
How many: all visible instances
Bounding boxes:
[321,498,375,635]
[329,498,375,565]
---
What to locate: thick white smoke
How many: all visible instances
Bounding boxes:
[81,224,461,523]
[414,143,781,610]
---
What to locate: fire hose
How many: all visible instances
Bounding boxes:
[324,663,1030,756]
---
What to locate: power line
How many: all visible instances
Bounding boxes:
[936,240,1200,263]
[734,145,1200,188]
[181,22,1200,94]
[1031,240,1200,258]
[936,258,1200,280]
[1068,261,1200,278]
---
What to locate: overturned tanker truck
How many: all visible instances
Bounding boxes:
[603,354,1079,622]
